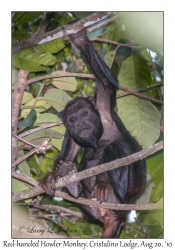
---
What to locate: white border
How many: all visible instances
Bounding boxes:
[1,1,175,248]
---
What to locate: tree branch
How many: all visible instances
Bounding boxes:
[12,172,162,211]
[26,72,95,85]
[12,133,39,149]
[13,203,83,219]
[12,141,163,210]
[33,12,55,37]
[26,72,163,105]
[12,70,29,168]
[12,12,113,54]
[12,138,52,168]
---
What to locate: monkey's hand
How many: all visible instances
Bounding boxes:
[39,172,60,196]
[40,160,82,198]
[91,182,120,204]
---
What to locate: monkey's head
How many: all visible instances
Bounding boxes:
[59,97,103,150]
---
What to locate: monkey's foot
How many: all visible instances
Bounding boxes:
[39,172,61,196]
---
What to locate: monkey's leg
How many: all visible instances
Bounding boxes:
[91,182,128,238]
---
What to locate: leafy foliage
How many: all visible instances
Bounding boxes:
[12,48,56,72]
[12,12,163,239]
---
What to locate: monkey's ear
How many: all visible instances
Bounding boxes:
[58,110,63,119]
[87,95,95,105]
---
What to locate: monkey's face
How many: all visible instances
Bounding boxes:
[60,97,103,149]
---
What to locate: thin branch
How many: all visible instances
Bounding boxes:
[33,12,55,37]
[31,215,71,237]
[12,141,163,210]
[12,138,52,167]
[19,121,63,138]
[12,171,38,186]
[117,83,163,98]
[13,202,83,219]
[30,204,83,219]
[26,72,95,85]
[118,84,163,105]
[12,148,38,167]
[90,37,143,49]
[87,13,123,34]
[12,134,38,149]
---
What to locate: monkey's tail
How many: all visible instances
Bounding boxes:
[102,210,128,238]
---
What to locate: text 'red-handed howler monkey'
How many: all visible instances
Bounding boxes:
[40,30,146,238]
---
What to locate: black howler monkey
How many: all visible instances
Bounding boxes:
[40,30,146,238]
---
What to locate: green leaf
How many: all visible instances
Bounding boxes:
[51,70,77,92]
[12,66,18,89]
[18,129,63,147]
[34,113,66,151]
[12,29,31,40]
[146,133,163,175]
[139,209,163,228]
[118,55,161,148]
[34,113,66,134]
[150,179,163,202]
[22,91,33,104]
[118,54,152,90]
[104,50,116,69]
[17,150,31,176]
[51,137,64,151]
[18,109,37,128]
[137,174,155,204]
[21,97,51,118]
[12,48,56,72]
[34,38,65,54]
[44,89,72,112]
[13,12,43,25]
[147,163,163,187]
[12,178,33,194]
[118,96,161,148]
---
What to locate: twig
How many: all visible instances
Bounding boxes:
[32,204,83,219]
[118,84,163,105]
[90,37,143,49]
[117,83,163,98]
[12,133,39,149]
[12,148,38,167]
[87,13,123,34]
[19,121,63,138]
[12,202,83,218]
[31,215,71,237]
[26,72,95,85]
[12,138,52,167]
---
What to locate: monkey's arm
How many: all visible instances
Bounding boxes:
[40,131,82,196]
[56,130,81,162]
[69,31,118,115]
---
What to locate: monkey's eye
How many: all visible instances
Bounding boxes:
[82,111,88,116]
[69,117,76,122]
